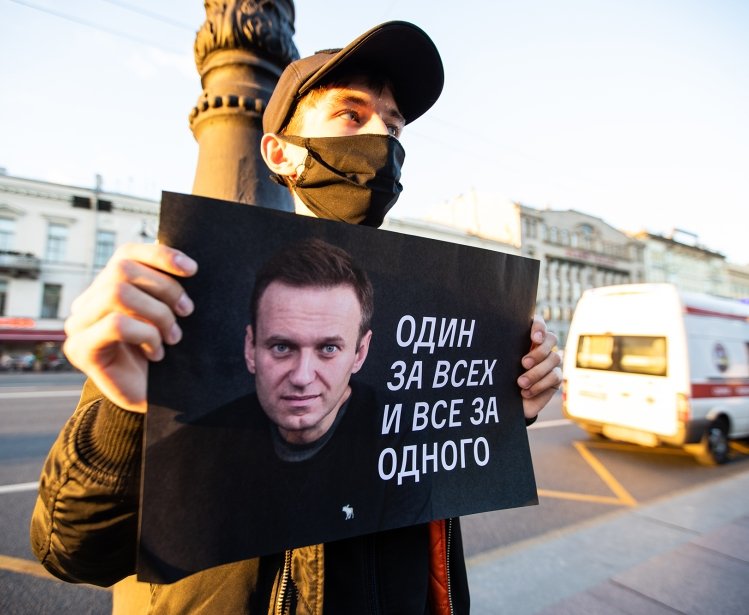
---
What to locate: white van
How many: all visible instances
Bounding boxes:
[562,283,749,464]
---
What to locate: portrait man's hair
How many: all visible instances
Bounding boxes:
[250,237,374,341]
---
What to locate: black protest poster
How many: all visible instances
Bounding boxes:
[138,191,540,583]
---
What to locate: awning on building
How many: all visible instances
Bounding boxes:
[0,329,66,342]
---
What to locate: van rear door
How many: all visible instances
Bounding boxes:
[569,333,679,443]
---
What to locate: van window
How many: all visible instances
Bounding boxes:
[576,335,667,376]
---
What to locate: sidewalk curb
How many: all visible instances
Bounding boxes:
[467,467,749,614]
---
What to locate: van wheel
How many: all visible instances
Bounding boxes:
[696,420,729,465]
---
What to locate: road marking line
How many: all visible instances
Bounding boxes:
[0,554,110,591]
[574,441,637,506]
[0,482,39,494]
[537,489,624,506]
[535,441,638,507]
[0,390,82,399]
[583,440,692,456]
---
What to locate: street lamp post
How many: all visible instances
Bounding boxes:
[190,0,297,211]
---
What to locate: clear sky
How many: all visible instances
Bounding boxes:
[2,0,748,263]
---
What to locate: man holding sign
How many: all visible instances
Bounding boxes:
[32,21,561,614]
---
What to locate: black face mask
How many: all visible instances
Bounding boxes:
[280,133,405,227]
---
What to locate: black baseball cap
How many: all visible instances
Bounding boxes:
[262,21,444,134]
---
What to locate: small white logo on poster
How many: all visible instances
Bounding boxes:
[342,504,354,520]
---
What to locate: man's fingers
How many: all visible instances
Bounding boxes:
[64,312,165,369]
[74,259,191,318]
[529,314,548,345]
[66,245,196,343]
[520,365,563,398]
[523,329,559,369]
[110,243,198,278]
[58,243,197,413]
[518,351,562,390]
[66,278,185,346]
[71,243,196,315]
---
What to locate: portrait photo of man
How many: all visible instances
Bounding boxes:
[244,237,374,452]
[129,194,542,583]
[138,232,434,582]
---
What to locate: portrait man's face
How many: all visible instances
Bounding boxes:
[244,281,372,445]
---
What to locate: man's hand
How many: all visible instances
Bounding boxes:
[62,243,197,413]
[517,314,562,420]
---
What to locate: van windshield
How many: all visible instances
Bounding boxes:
[576,335,667,376]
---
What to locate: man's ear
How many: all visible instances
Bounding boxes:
[260,133,305,180]
[244,324,256,374]
[351,330,373,374]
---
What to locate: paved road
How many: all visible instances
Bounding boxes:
[1,372,111,613]
[2,374,748,613]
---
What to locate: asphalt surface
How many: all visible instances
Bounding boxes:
[467,464,749,614]
[4,373,748,613]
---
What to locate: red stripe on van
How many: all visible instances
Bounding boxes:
[685,306,749,322]
[691,383,749,398]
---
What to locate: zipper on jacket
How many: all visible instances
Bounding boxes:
[446,519,454,615]
[275,549,293,615]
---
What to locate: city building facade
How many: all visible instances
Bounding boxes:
[424,191,648,346]
[633,229,729,297]
[0,172,158,369]
[726,262,749,302]
[420,190,749,346]
[2,173,746,369]
[518,205,645,346]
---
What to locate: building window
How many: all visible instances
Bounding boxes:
[522,217,539,240]
[0,279,7,316]
[41,283,62,319]
[94,230,116,269]
[0,218,14,251]
[72,195,91,209]
[45,223,68,262]
[96,199,113,212]
[578,223,594,249]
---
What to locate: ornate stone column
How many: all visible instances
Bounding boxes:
[190,0,297,210]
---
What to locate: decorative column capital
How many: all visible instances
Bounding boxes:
[189,0,296,209]
[194,0,298,75]
[190,0,299,133]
